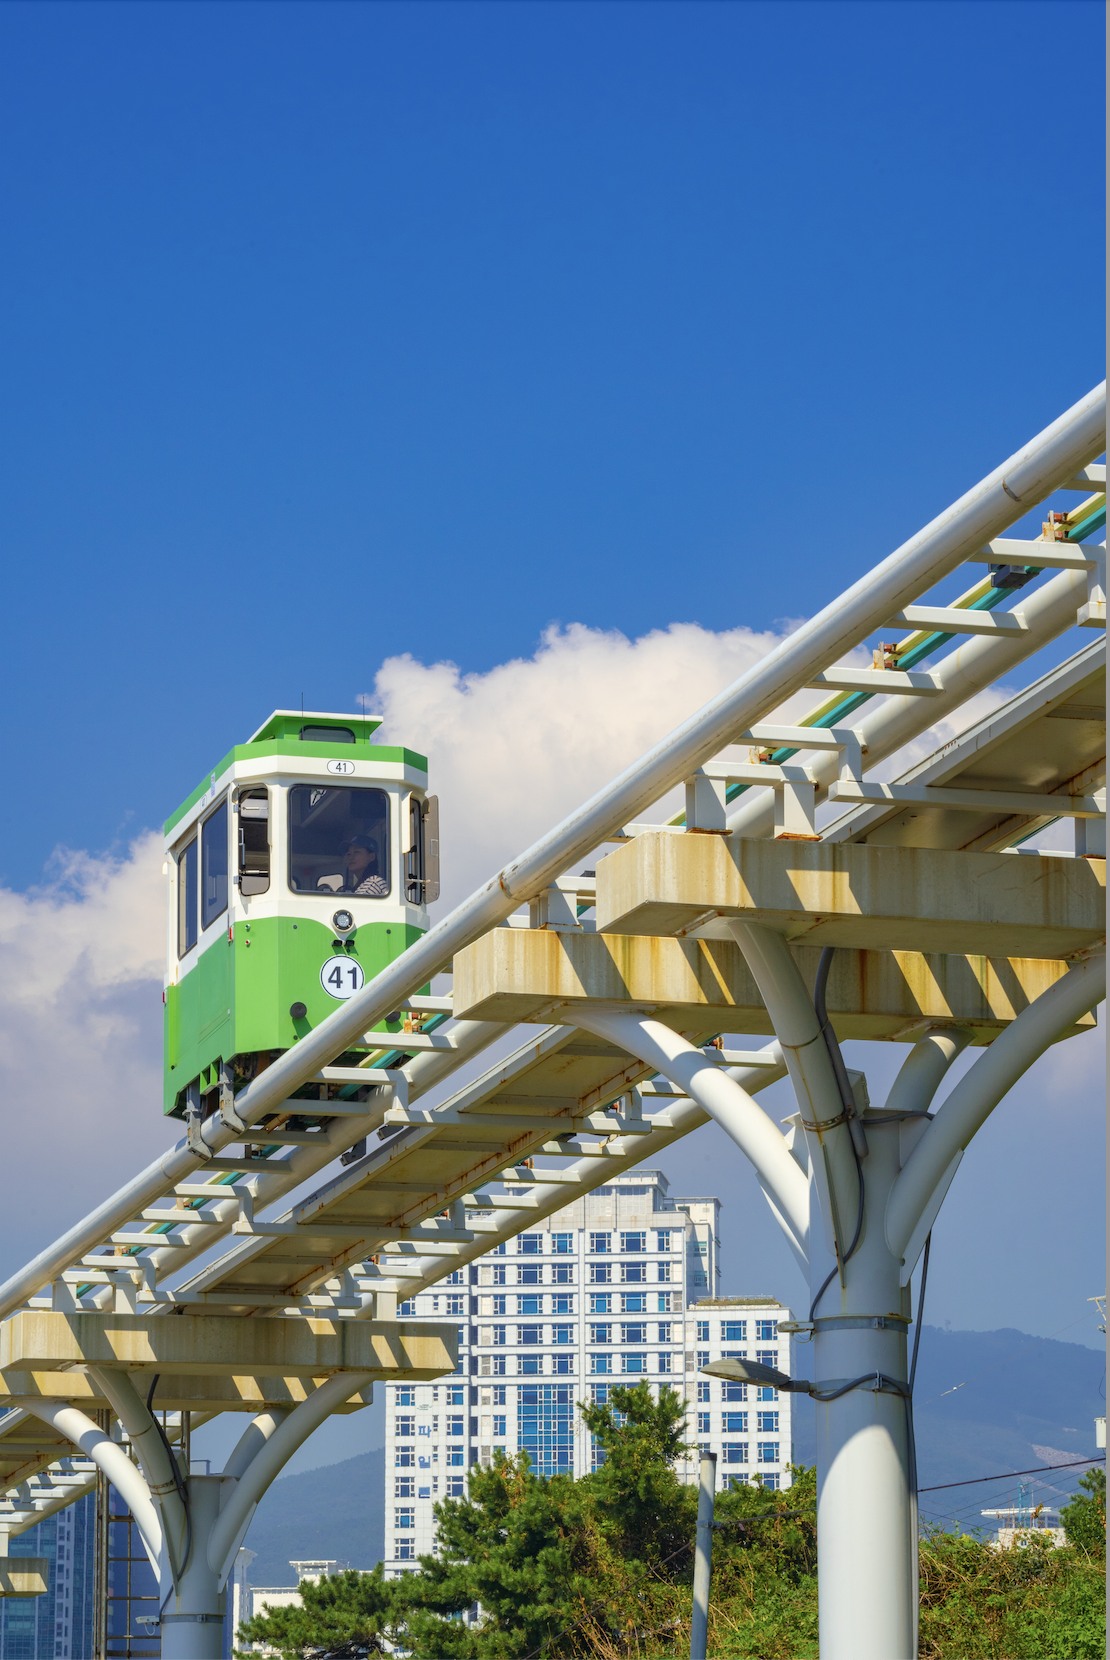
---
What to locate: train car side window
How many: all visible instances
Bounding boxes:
[288,785,391,897]
[178,838,198,957]
[201,800,229,930]
[237,788,270,895]
[405,795,441,904]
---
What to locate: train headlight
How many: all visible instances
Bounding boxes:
[332,909,355,936]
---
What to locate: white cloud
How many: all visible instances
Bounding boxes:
[368,618,795,903]
[0,833,171,1262]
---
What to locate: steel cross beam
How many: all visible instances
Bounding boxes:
[0,389,1101,1654]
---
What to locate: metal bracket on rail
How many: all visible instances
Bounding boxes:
[183,1085,214,1162]
[218,1062,247,1135]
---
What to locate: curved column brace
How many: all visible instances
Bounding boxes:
[222,1409,290,1484]
[19,1399,162,1569]
[884,1030,972,1119]
[725,921,858,1262]
[887,950,1105,1258]
[206,1370,375,1583]
[86,1368,188,1577]
[565,1008,808,1262]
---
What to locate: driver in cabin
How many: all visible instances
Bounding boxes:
[318,833,389,897]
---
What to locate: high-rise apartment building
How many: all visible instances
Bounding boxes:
[384,1171,792,1572]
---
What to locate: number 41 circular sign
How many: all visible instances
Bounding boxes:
[320,956,365,999]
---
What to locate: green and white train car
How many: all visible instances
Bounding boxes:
[163,710,438,1119]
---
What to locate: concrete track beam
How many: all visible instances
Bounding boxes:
[0,1370,376,1412]
[453,929,1091,1042]
[594,834,1104,957]
[0,1314,455,1380]
[0,1559,48,1597]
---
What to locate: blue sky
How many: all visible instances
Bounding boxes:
[0,0,1104,1379]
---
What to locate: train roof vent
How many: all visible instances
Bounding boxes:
[248,710,383,745]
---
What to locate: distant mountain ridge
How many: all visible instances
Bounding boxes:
[242,1325,1105,1587]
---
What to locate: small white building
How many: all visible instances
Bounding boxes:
[384,1170,793,1573]
[981,1504,1066,1550]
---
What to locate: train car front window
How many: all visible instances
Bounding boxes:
[201,800,229,929]
[288,785,391,897]
[178,839,198,956]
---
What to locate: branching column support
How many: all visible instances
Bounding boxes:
[569,935,1105,1660]
[22,1369,378,1660]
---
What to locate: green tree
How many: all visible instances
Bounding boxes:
[234,1564,397,1660]
[1060,1467,1106,1555]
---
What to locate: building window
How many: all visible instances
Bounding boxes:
[447,1449,465,1467]
[756,1349,777,1368]
[395,1450,414,1467]
[758,1471,781,1491]
[756,1320,778,1342]
[722,1320,747,1342]
[757,1411,779,1434]
[553,1324,573,1345]
[620,1231,646,1254]
[492,1385,507,1405]
[518,1264,542,1285]
[395,1386,415,1407]
[723,1411,748,1433]
[552,1294,574,1315]
[396,1507,415,1529]
[552,1353,573,1375]
[492,1242,506,1256]
[590,1384,611,1403]
[657,1322,672,1342]
[589,1293,611,1314]
[446,1269,464,1285]
[519,1325,542,1346]
[621,1323,647,1345]
[400,1299,416,1316]
[758,1442,780,1464]
[396,1417,415,1438]
[723,1381,748,1402]
[518,1384,575,1476]
[656,1230,672,1252]
[491,1326,506,1347]
[492,1294,507,1315]
[697,1412,711,1434]
[590,1354,613,1375]
[589,1323,611,1344]
[446,1295,465,1316]
[493,1415,507,1437]
[589,1265,611,1284]
[757,1385,777,1402]
[722,1444,749,1465]
[621,1292,647,1313]
[622,1353,647,1374]
[696,1321,710,1342]
[620,1264,646,1284]
[552,1264,574,1285]
[397,1541,415,1561]
[518,1294,542,1316]
[446,1416,464,1437]
[519,1233,542,1255]
[446,1385,465,1405]
[589,1231,611,1254]
[492,1264,507,1285]
[697,1381,710,1403]
[657,1262,672,1282]
[657,1352,672,1372]
[520,1355,542,1375]
[446,1476,465,1498]
[696,1351,709,1369]
[657,1293,672,1312]
[395,1477,415,1498]
[551,1232,573,1254]
[491,1356,507,1376]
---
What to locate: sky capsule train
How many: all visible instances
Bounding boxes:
[163,710,438,1119]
